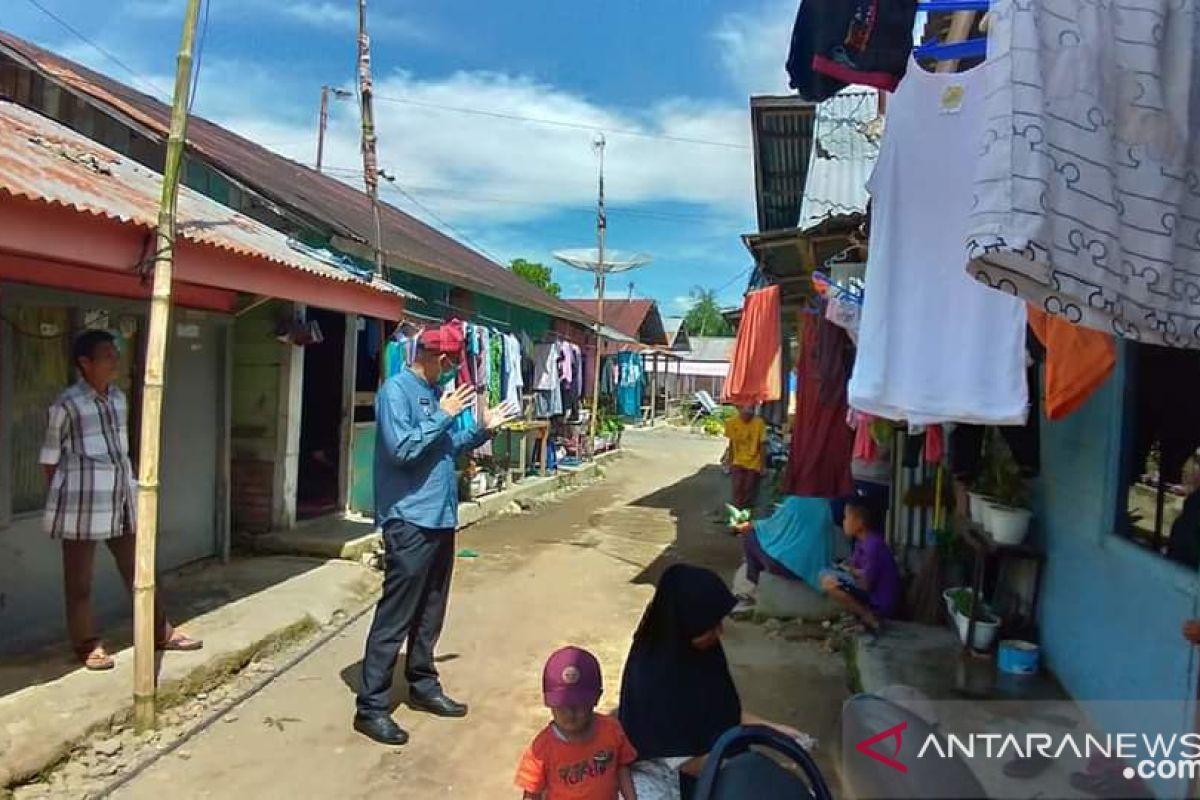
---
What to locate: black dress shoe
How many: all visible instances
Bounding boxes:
[408,692,469,718]
[353,714,410,745]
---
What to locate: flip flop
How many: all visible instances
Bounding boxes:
[157,633,204,652]
[77,641,115,672]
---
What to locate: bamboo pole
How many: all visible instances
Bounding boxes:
[133,0,203,732]
[357,0,385,277]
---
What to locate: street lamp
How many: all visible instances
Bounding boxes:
[316,84,353,173]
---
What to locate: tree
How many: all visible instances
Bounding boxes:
[510,258,561,297]
[684,286,733,336]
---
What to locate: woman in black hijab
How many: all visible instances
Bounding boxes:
[618,564,802,799]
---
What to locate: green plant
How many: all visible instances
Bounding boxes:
[974,429,1029,508]
[949,588,998,622]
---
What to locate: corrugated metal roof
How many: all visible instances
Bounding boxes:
[563,298,666,344]
[0,31,592,326]
[0,101,408,301]
[681,336,734,363]
[798,91,880,228]
[750,96,817,233]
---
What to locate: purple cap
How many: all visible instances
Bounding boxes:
[542,646,602,708]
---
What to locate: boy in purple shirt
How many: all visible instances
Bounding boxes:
[820,497,900,635]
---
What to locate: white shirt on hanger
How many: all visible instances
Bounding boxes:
[848,58,1028,426]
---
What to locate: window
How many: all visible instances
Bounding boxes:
[1118,343,1200,569]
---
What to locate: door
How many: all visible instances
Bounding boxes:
[158,315,222,568]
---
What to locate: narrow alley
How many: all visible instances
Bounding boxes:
[99,430,847,799]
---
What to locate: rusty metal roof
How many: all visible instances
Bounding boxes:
[563,298,666,345]
[0,101,409,300]
[0,30,592,326]
[750,96,818,233]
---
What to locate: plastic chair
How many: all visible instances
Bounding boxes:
[692,725,834,800]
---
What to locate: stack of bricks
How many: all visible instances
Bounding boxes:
[232,459,274,533]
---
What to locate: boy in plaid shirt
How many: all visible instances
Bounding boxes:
[41,330,202,671]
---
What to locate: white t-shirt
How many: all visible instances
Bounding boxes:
[848,58,1028,426]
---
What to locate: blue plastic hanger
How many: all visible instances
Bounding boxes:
[912,37,987,62]
[916,0,989,11]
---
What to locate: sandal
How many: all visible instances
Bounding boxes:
[157,632,204,652]
[76,640,115,672]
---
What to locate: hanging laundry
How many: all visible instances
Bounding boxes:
[503,334,524,408]
[785,315,855,499]
[966,1,1200,349]
[488,333,503,406]
[925,425,944,465]
[848,60,1028,426]
[533,341,559,391]
[1028,307,1116,421]
[786,0,918,101]
[615,351,644,419]
[723,285,783,406]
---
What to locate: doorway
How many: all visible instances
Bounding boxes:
[297,308,346,520]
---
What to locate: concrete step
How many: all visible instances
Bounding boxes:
[0,557,380,788]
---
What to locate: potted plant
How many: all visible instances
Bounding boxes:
[947,587,1001,651]
[983,435,1032,545]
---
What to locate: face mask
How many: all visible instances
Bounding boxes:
[437,359,458,386]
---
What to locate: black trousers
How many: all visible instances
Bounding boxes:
[356,520,455,718]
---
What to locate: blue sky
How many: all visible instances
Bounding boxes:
[1,0,802,316]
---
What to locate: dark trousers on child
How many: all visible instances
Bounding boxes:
[730,466,762,509]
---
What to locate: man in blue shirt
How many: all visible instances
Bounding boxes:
[355,324,518,746]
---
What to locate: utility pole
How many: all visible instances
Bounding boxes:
[133,0,202,732]
[589,134,608,450]
[356,0,385,277]
[316,84,352,173]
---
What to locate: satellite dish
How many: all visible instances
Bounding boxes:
[553,248,652,274]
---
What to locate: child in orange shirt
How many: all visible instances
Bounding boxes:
[515,647,638,799]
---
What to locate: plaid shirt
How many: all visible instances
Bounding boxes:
[39,380,137,540]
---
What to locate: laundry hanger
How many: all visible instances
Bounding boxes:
[913,38,986,62]
[913,1,988,63]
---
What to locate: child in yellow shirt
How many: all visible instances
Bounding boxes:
[722,405,766,512]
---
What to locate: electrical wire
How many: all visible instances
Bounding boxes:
[187,0,211,116]
[373,93,750,151]
[323,168,740,227]
[20,0,171,100]
[378,180,506,265]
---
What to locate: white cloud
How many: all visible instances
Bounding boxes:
[121,0,431,43]
[53,1,795,251]
[712,0,797,96]
[277,2,430,42]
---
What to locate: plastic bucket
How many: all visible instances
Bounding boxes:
[998,640,1040,675]
[989,505,1032,545]
[968,493,992,526]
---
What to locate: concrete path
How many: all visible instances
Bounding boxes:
[20,430,850,798]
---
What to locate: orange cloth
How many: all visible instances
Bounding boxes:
[724,415,767,472]
[515,715,637,799]
[723,285,782,405]
[1028,306,1116,421]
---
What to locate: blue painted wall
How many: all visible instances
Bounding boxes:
[1034,348,1199,797]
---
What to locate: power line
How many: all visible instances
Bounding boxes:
[373,93,750,151]
[379,179,506,265]
[323,167,741,227]
[20,0,170,99]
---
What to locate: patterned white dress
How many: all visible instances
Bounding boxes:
[966,0,1200,348]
